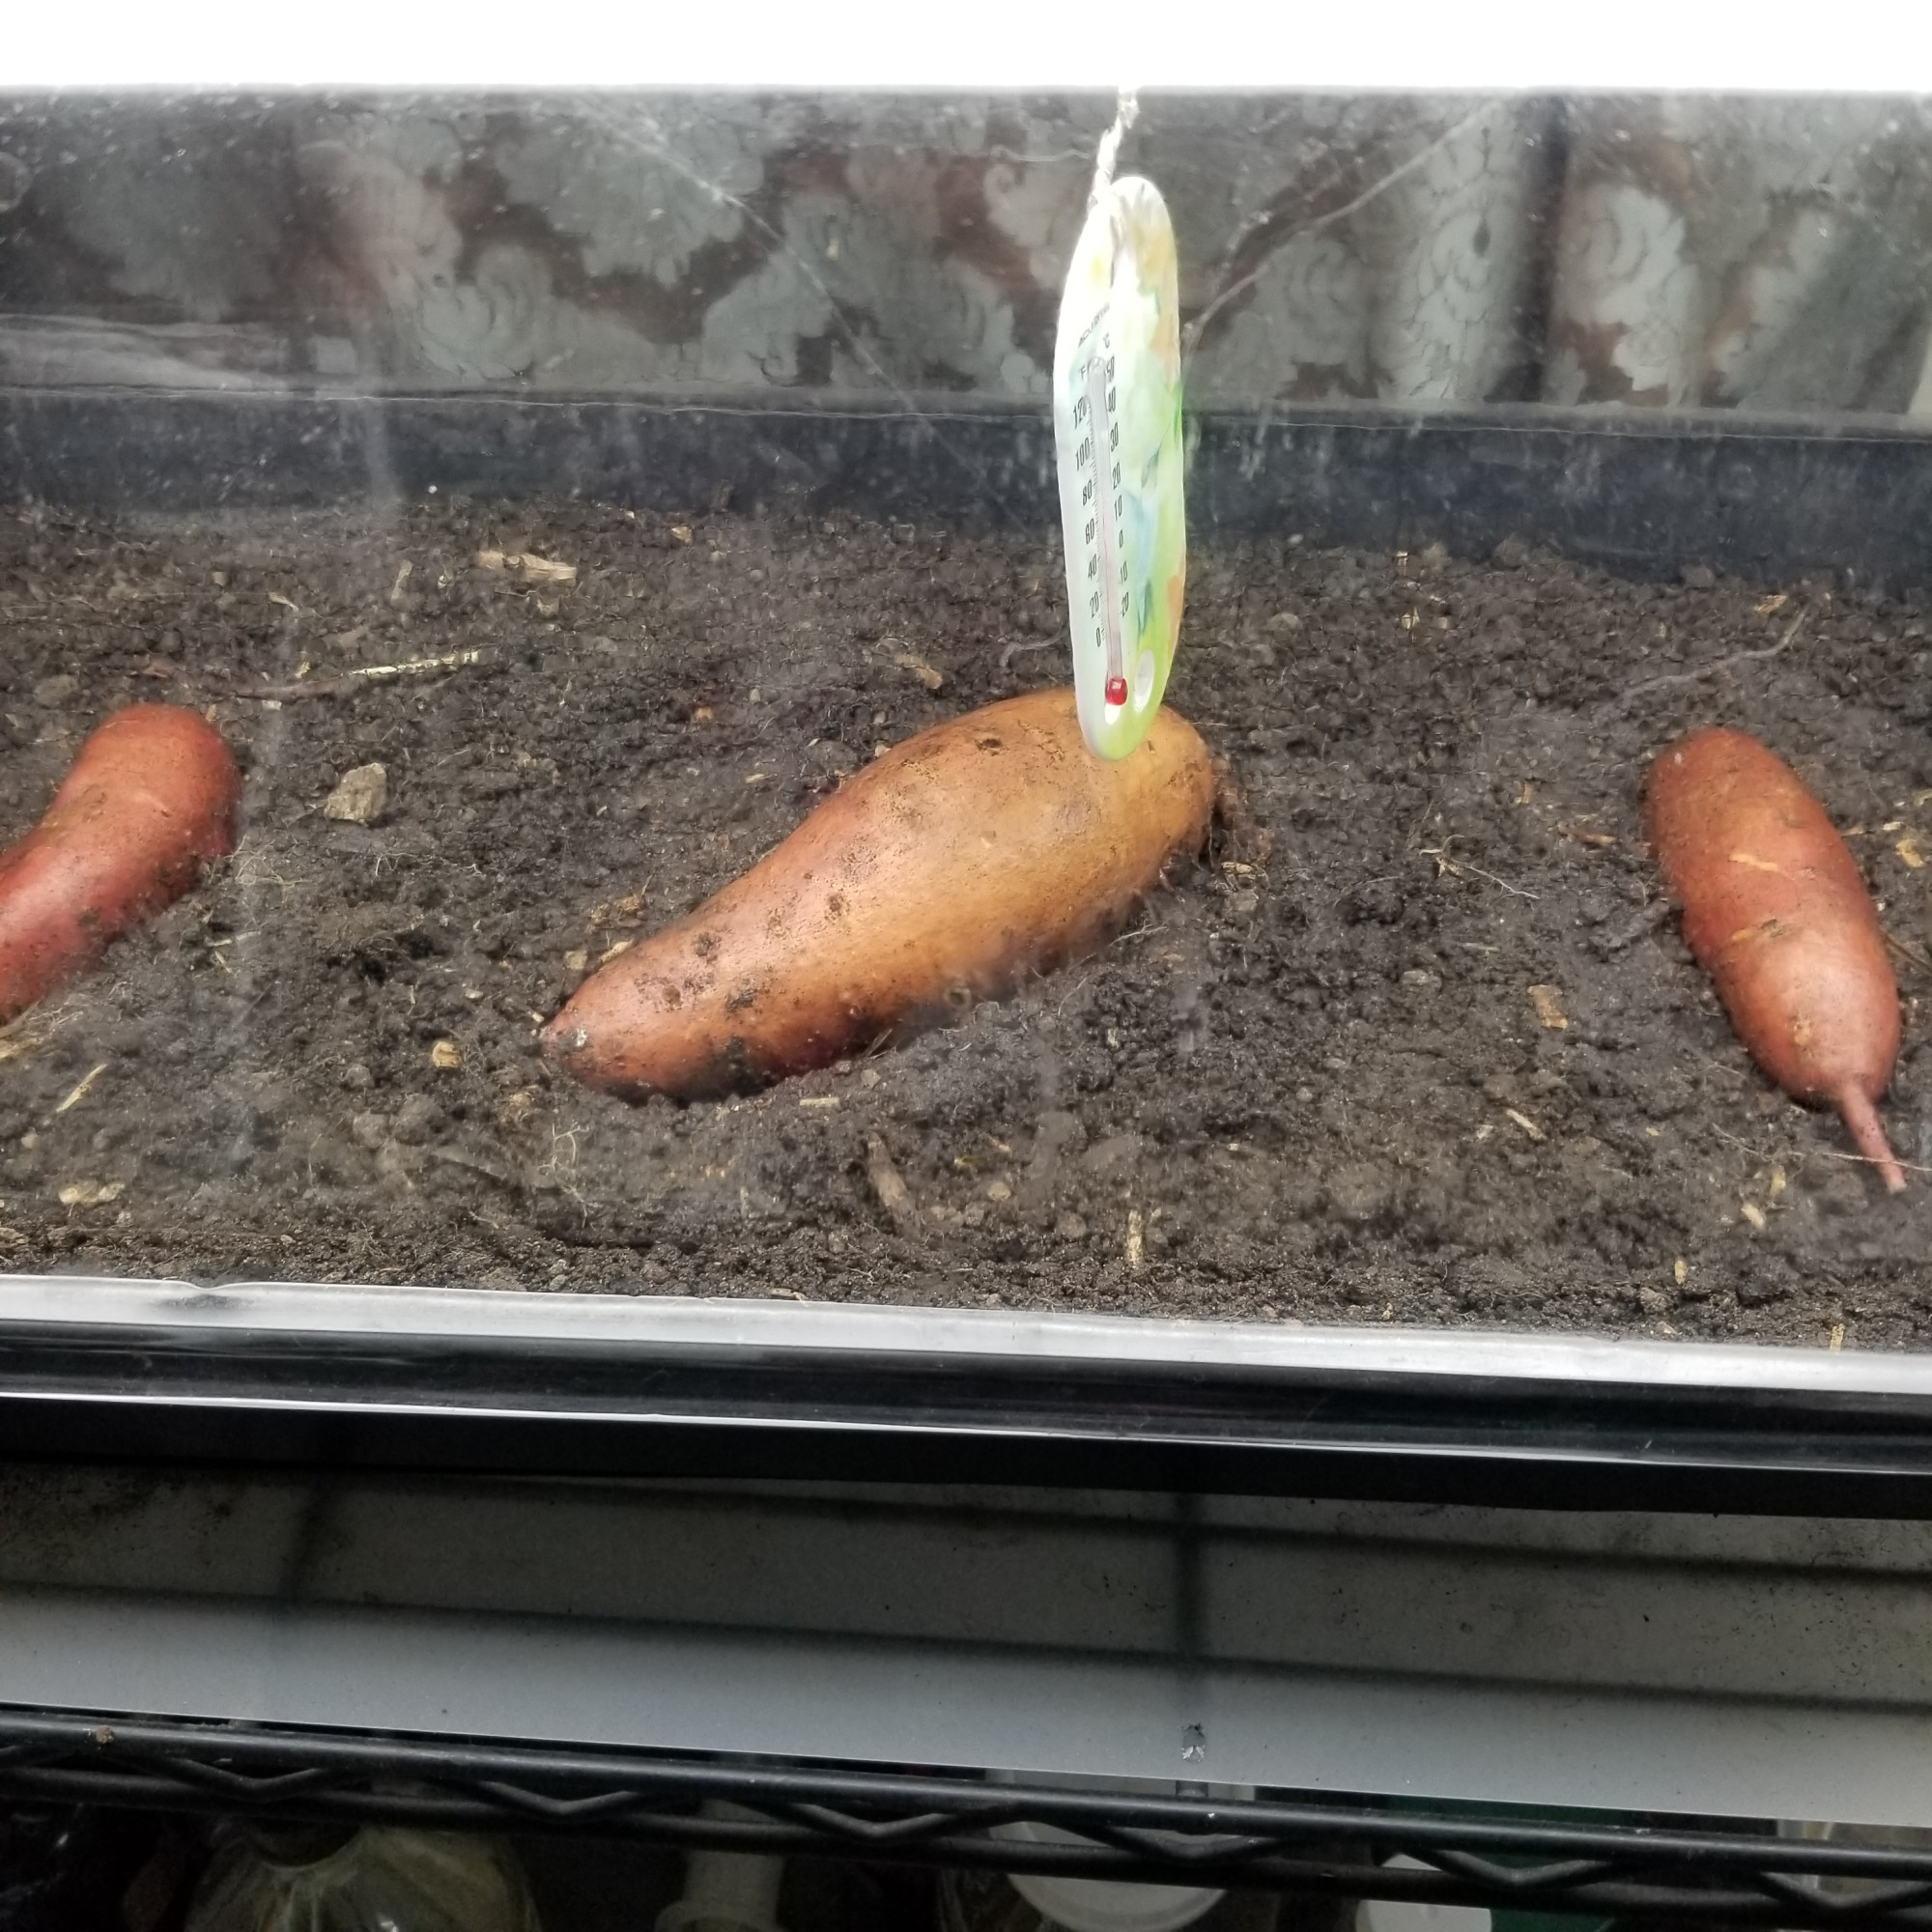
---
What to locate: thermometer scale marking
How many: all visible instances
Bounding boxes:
[1050,169,1181,759]
[1074,323,1130,710]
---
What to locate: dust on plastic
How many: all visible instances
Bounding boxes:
[2,90,1931,1343]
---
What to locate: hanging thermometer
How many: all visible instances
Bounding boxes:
[1052,114,1186,761]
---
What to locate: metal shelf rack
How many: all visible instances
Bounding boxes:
[0,1278,1927,1921]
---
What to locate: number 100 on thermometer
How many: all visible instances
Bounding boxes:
[1052,174,1186,761]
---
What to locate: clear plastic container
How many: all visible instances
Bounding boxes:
[655,1804,785,1932]
[938,1867,1278,1932]
[185,1823,541,1932]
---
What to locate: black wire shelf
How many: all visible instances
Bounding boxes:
[0,1710,1922,1928]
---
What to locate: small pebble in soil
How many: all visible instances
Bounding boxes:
[324,763,388,825]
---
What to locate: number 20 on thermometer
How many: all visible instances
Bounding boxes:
[1052,173,1186,761]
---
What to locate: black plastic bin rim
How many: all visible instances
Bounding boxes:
[5,1273,1932,1513]
[9,384,1932,592]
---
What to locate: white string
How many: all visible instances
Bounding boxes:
[1089,87,1140,207]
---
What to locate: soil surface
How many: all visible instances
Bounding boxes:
[2,497,1930,1345]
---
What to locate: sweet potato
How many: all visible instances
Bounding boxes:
[1645,725,1904,1192]
[0,703,241,1024]
[543,687,1215,1098]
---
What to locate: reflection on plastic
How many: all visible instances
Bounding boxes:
[185,1824,541,1932]
[939,1868,1278,1932]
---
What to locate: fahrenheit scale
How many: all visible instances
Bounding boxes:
[1072,317,1131,710]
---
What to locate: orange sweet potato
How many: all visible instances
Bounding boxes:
[1645,725,1904,1192]
[0,703,241,1024]
[544,688,1215,1098]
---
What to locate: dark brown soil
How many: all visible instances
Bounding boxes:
[3,496,1930,1345]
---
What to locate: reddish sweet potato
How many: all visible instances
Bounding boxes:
[544,687,1215,1098]
[0,703,241,1024]
[1645,725,1904,1192]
